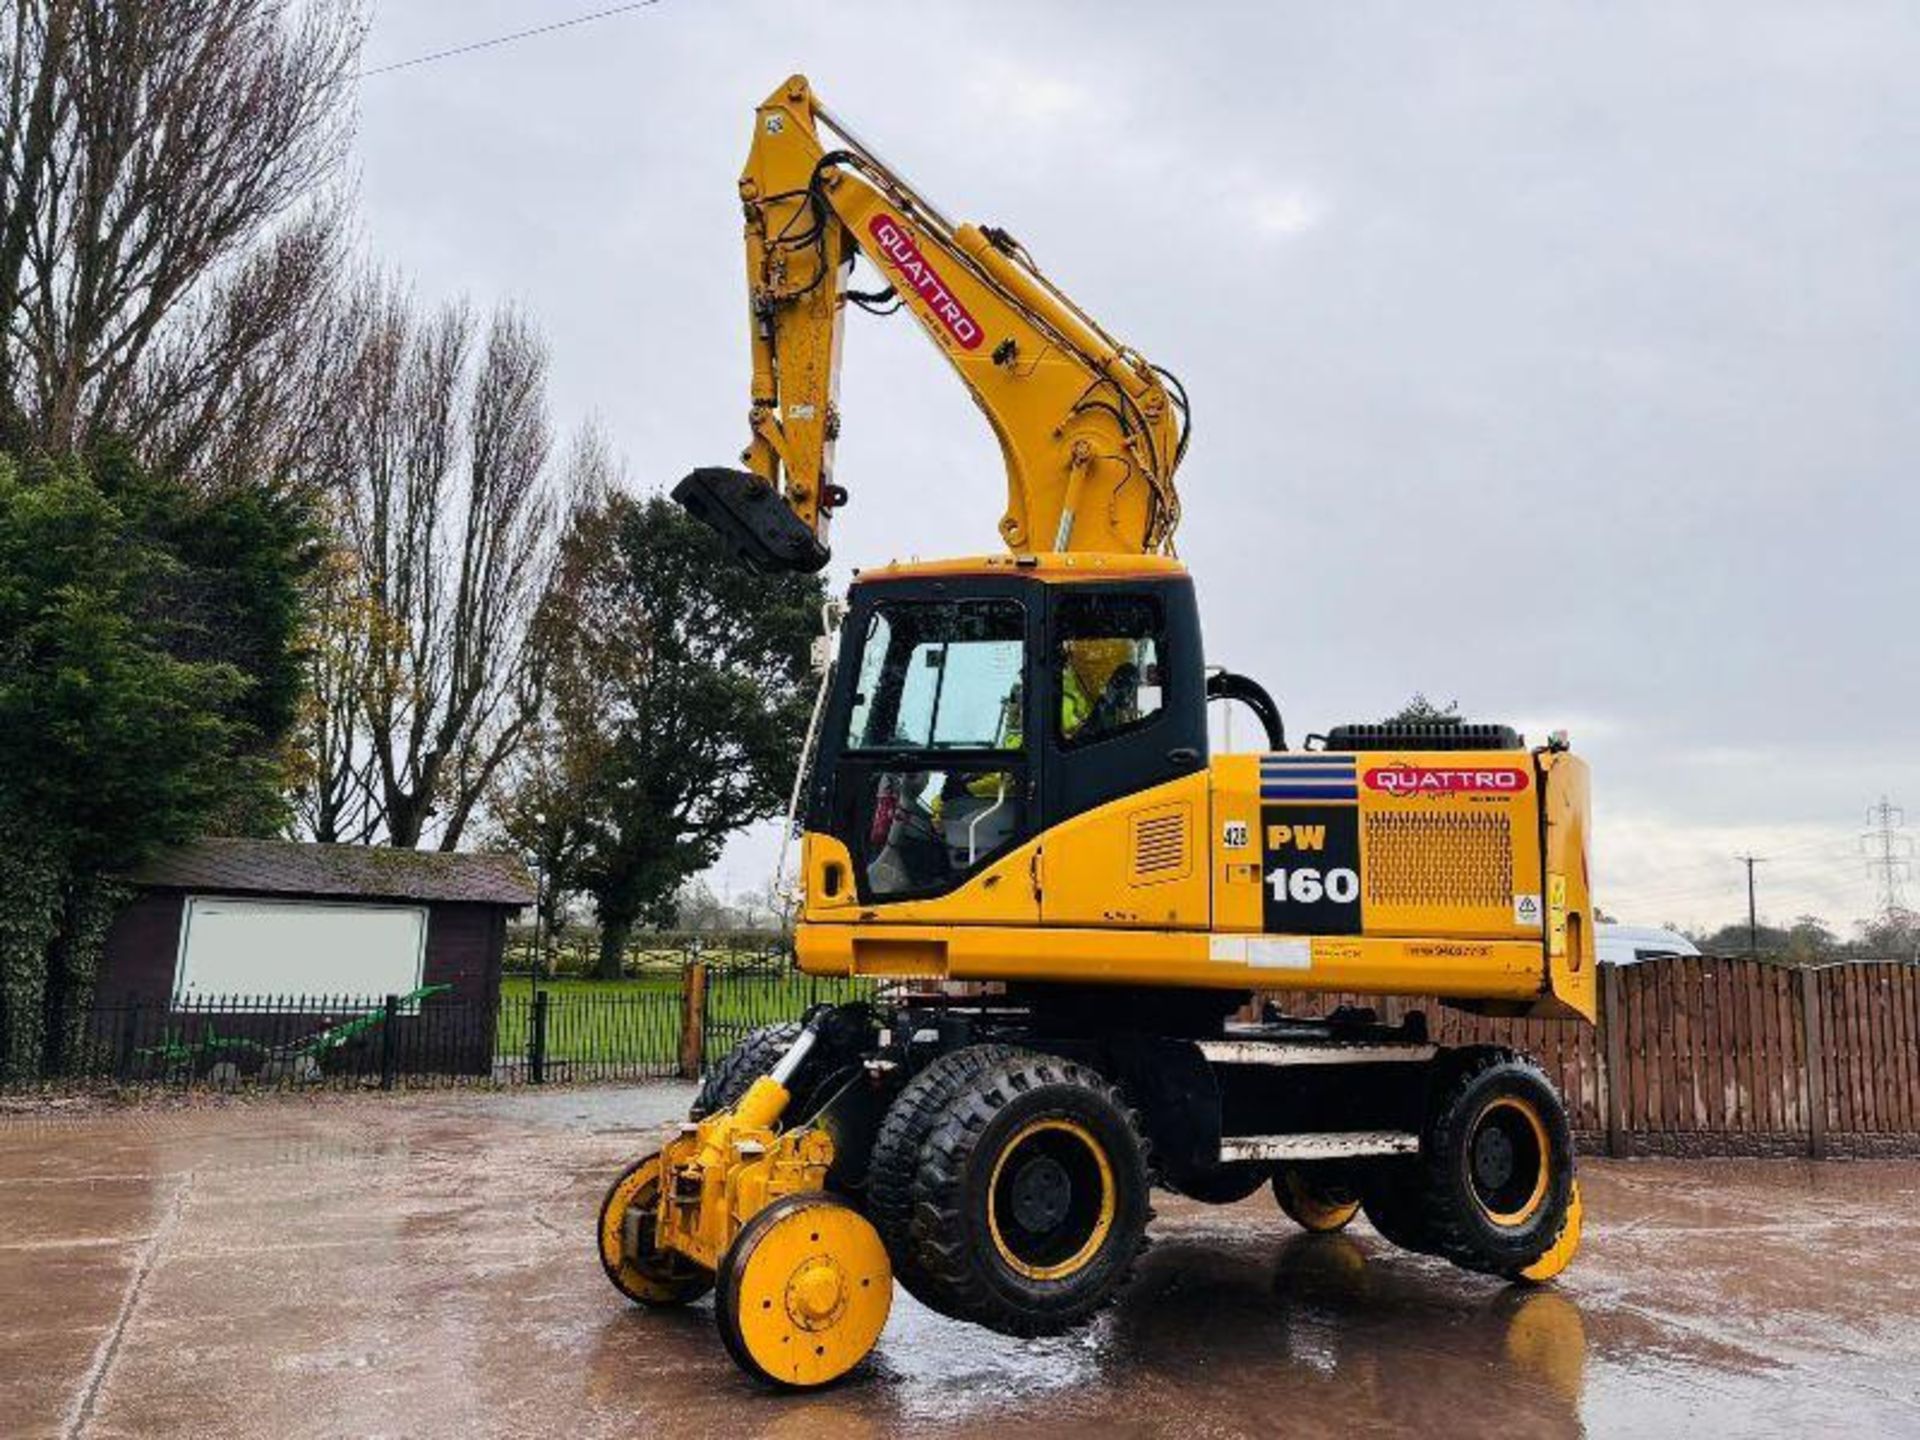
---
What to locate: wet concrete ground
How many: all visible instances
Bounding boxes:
[5,1088,1918,1439]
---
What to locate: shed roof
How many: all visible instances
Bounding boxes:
[131,838,535,907]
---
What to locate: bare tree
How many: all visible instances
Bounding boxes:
[287,536,384,843]
[0,0,360,466]
[314,279,562,849]
[486,433,622,940]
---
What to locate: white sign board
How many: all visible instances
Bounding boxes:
[174,897,428,1006]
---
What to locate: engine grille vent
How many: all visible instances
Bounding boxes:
[1323,720,1523,752]
[1364,811,1513,908]
[1131,808,1190,883]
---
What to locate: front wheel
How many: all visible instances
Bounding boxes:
[907,1051,1152,1335]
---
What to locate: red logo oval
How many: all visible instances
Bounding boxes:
[866,214,984,351]
[1363,765,1532,797]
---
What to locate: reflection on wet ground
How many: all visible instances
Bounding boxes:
[5,1087,1919,1438]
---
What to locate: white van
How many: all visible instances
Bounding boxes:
[1596,922,1701,966]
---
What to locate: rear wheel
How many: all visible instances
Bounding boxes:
[1360,1165,1439,1254]
[906,1051,1152,1335]
[1361,1049,1579,1278]
[1420,1050,1578,1280]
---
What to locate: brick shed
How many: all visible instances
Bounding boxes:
[101,838,534,1013]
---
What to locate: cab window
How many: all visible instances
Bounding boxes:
[1055,593,1164,747]
[838,597,1030,900]
[845,600,1025,751]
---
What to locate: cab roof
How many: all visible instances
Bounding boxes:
[850,552,1190,584]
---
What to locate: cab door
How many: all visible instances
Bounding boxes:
[808,577,1042,924]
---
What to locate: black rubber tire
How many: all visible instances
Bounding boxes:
[1169,1163,1271,1205]
[865,1044,1022,1312]
[907,1049,1152,1336]
[690,1022,803,1120]
[1360,1162,1441,1254]
[1416,1048,1577,1280]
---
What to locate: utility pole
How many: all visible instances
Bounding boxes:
[1862,796,1913,919]
[1735,853,1766,959]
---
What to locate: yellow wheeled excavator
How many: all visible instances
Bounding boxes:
[598,75,1594,1389]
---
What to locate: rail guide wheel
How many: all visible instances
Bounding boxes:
[717,1193,894,1389]
[1273,1166,1361,1234]
[597,1152,713,1306]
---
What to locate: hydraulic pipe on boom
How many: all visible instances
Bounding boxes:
[674,74,1190,573]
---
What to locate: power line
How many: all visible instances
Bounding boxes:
[359,2,661,79]
[1863,795,1913,918]
[1600,832,1858,886]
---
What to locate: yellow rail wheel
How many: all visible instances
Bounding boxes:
[597,1152,712,1306]
[715,1194,893,1389]
[907,1050,1151,1336]
[1416,1049,1580,1282]
[1273,1166,1361,1233]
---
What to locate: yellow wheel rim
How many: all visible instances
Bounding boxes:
[1276,1167,1361,1234]
[986,1118,1117,1282]
[719,1196,893,1389]
[1468,1096,1552,1228]
[1515,1179,1583,1283]
[597,1153,711,1305]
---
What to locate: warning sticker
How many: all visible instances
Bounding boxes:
[1513,893,1543,928]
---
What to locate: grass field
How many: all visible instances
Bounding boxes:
[494,969,874,1071]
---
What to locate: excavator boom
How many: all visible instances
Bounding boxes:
[675,74,1189,572]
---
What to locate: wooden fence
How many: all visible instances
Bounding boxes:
[1262,956,1920,1158]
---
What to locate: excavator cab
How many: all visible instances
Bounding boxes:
[806,559,1207,909]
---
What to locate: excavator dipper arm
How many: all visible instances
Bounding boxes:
[675,74,1190,572]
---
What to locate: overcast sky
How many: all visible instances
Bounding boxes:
[355,1,1918,934]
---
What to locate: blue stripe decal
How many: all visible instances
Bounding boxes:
[1260,756,1354,766]
[1262,784,1359,800]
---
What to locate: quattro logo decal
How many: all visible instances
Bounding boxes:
[867,214,984,350]
[1363,765,1531,797]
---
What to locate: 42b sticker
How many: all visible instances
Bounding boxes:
[1261,804,1362,935]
